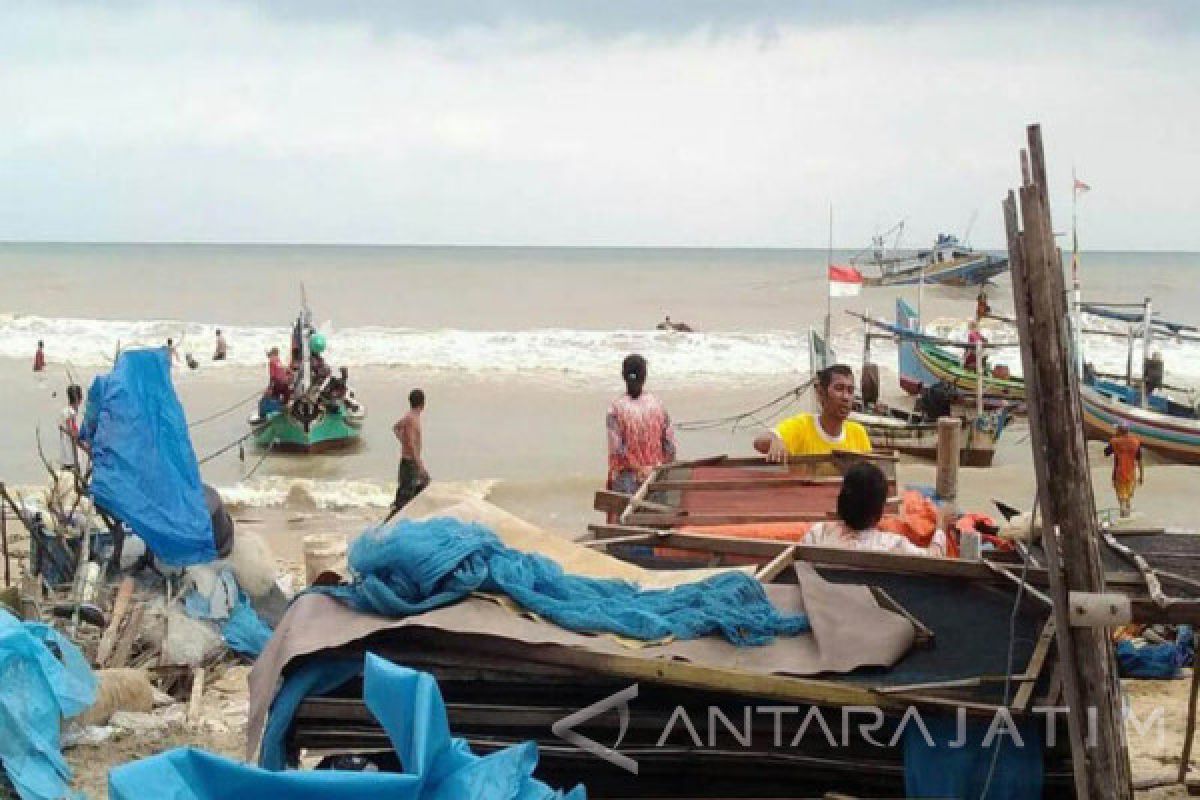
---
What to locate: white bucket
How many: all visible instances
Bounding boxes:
[303,534,347,586]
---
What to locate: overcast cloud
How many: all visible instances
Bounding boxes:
[1,1,1196,249]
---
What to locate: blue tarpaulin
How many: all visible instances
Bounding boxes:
[323,517,809,647]
[1116,627,1194,679]
[110,654,584,800]
[0,609,97,800]
[81,348,216,566]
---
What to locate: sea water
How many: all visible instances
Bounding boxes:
[2,243,1197,532]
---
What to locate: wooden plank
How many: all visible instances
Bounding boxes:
[109,602,144,669]
[582,533,659,549]
[618,466,660,525]
[1013,618,1056,712]
[984,561,1054,609]
[1007,123,1131,799]
[1103,531,1168,607]
[187,667,206,729]
[95,577,135,668]
[755,546,797,583]
[592,490,671,516]
[651,477,847,490]
[625,511,835,527]
[1179,665,1200,784]
[870,587,934,648]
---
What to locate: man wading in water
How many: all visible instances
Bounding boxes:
[387,389,430,521]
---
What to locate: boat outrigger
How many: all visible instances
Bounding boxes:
[247,301,365,452]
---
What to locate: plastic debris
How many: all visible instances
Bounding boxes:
[0,609,96,800]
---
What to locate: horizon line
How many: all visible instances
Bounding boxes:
[1,239,1196,255]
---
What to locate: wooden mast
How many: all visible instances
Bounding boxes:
[1003,123,1133,800]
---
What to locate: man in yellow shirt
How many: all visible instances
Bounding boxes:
[753,364,872,460]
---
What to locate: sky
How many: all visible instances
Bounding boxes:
[0,1,1197,249]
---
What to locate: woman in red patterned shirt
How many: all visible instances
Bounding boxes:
[606,354,676,510]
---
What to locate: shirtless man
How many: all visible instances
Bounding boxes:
[389,389,430,518]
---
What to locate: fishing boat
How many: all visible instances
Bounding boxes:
[860,233,1008,287]
[1077,301,1200,463]
[852,401,1006,467]
[247,302,365,452]
[893,298,1025,401]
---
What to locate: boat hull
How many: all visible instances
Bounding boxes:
[896,298,1025,402]
[855,410,997,467]
[1081,383,1200,464]
[250,407,364,453]
[865,253,1008,287]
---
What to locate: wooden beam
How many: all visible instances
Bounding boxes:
[592,490,671,516]
[618,466,660,526]
[1179,665,1200,784]
[108,603,144,669]
[1005,123,1132,799]
[755,545,797,583]
[651,476,848,490]
[96,577,135,668]
[1013,618,1056,712]
[187,667,206,729]
[625,511,835,527]
[582,533,659,549]
[1102,531,1168,607]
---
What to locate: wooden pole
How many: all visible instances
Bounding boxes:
[1,500,8,588]
[1004,123,1133,800]
[935,417,960,505]
[1179,666,1200,784]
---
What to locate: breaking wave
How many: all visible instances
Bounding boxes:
[216,476,497,511]
[0,313,807,385]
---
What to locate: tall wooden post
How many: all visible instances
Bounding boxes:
[1003,124,1133,800]
[935,417,960,504]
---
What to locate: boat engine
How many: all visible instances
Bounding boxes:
[917,381,956,423]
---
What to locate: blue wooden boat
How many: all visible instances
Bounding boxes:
[863,234,1008,287]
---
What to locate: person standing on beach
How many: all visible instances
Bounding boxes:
[1105,421,1144,518]
[33,340,45,372]
[963,320,987,373]
[754,364,871,461]
[59,384,87,473]
[390,389,430,516]
[213,329,228,361]
[606,355,676,514]
[166,338,181,367]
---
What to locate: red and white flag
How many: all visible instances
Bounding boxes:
[828,264,863,297]
[1074,178,1091,193]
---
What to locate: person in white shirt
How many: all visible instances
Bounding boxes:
[802,461,948,557]
[59,384,88,472]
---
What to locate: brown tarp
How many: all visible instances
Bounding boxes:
[246,561,914,760]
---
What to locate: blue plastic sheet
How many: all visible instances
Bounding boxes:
[111,654,584,800]
[0,609,97,800]
[221,593,274,658]
[1116,628,1194,679]
[323,517,809,647]
[81,348,216,566]
[903,712,1043,800]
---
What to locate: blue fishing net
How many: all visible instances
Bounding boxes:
[323,517,808,646]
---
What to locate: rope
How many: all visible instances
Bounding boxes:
[242,438,275,480]
[188,389,263,429]
[198,433,252,465]
[675,380,813,432]
[980,495,1038,798]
